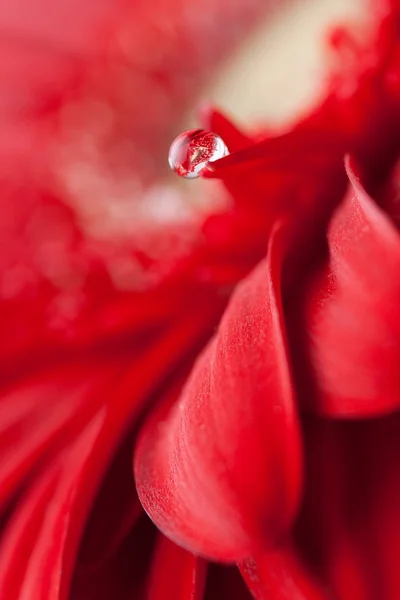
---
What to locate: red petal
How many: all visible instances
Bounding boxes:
[135,222,302,561]
[147,534,207,600]
[0,361,121,508]
[206,128,345,178]
[0,306,218,598]
[203,122,348,290]
[295,413,400,600]
[239,545,330,600]
[0,0,125,56]
[199,106,253,153]
[294,157,400,416]
[0,410,106,600]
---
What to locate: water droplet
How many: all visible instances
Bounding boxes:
[168,129,228,178]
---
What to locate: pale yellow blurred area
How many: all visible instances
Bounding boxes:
[197,0,367,128]
[57,0,370,256]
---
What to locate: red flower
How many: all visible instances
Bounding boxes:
[2,0,400,598]
[136,3,400,599]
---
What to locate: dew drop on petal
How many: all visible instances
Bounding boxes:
[168,129,228,179]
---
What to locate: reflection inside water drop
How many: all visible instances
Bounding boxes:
[168,129,228,179]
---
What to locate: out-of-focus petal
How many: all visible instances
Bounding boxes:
[199,106,253,153]
[146,534,207,600]
[0,360,122,509]
[203,116,348,291]
[239,546,330,600]
[296,413,400,600]
[71,515,157,600]
[135,222,302,561]
[0,306,218,598]
[292,157,400,417]
[0,409,107,600]
[0,0,126,56]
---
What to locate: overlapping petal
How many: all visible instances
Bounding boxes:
[135,221,302,561]
[292,157,400,417]
[146,534,207,600]
[3,0,400,598]
[0,304,220,598]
